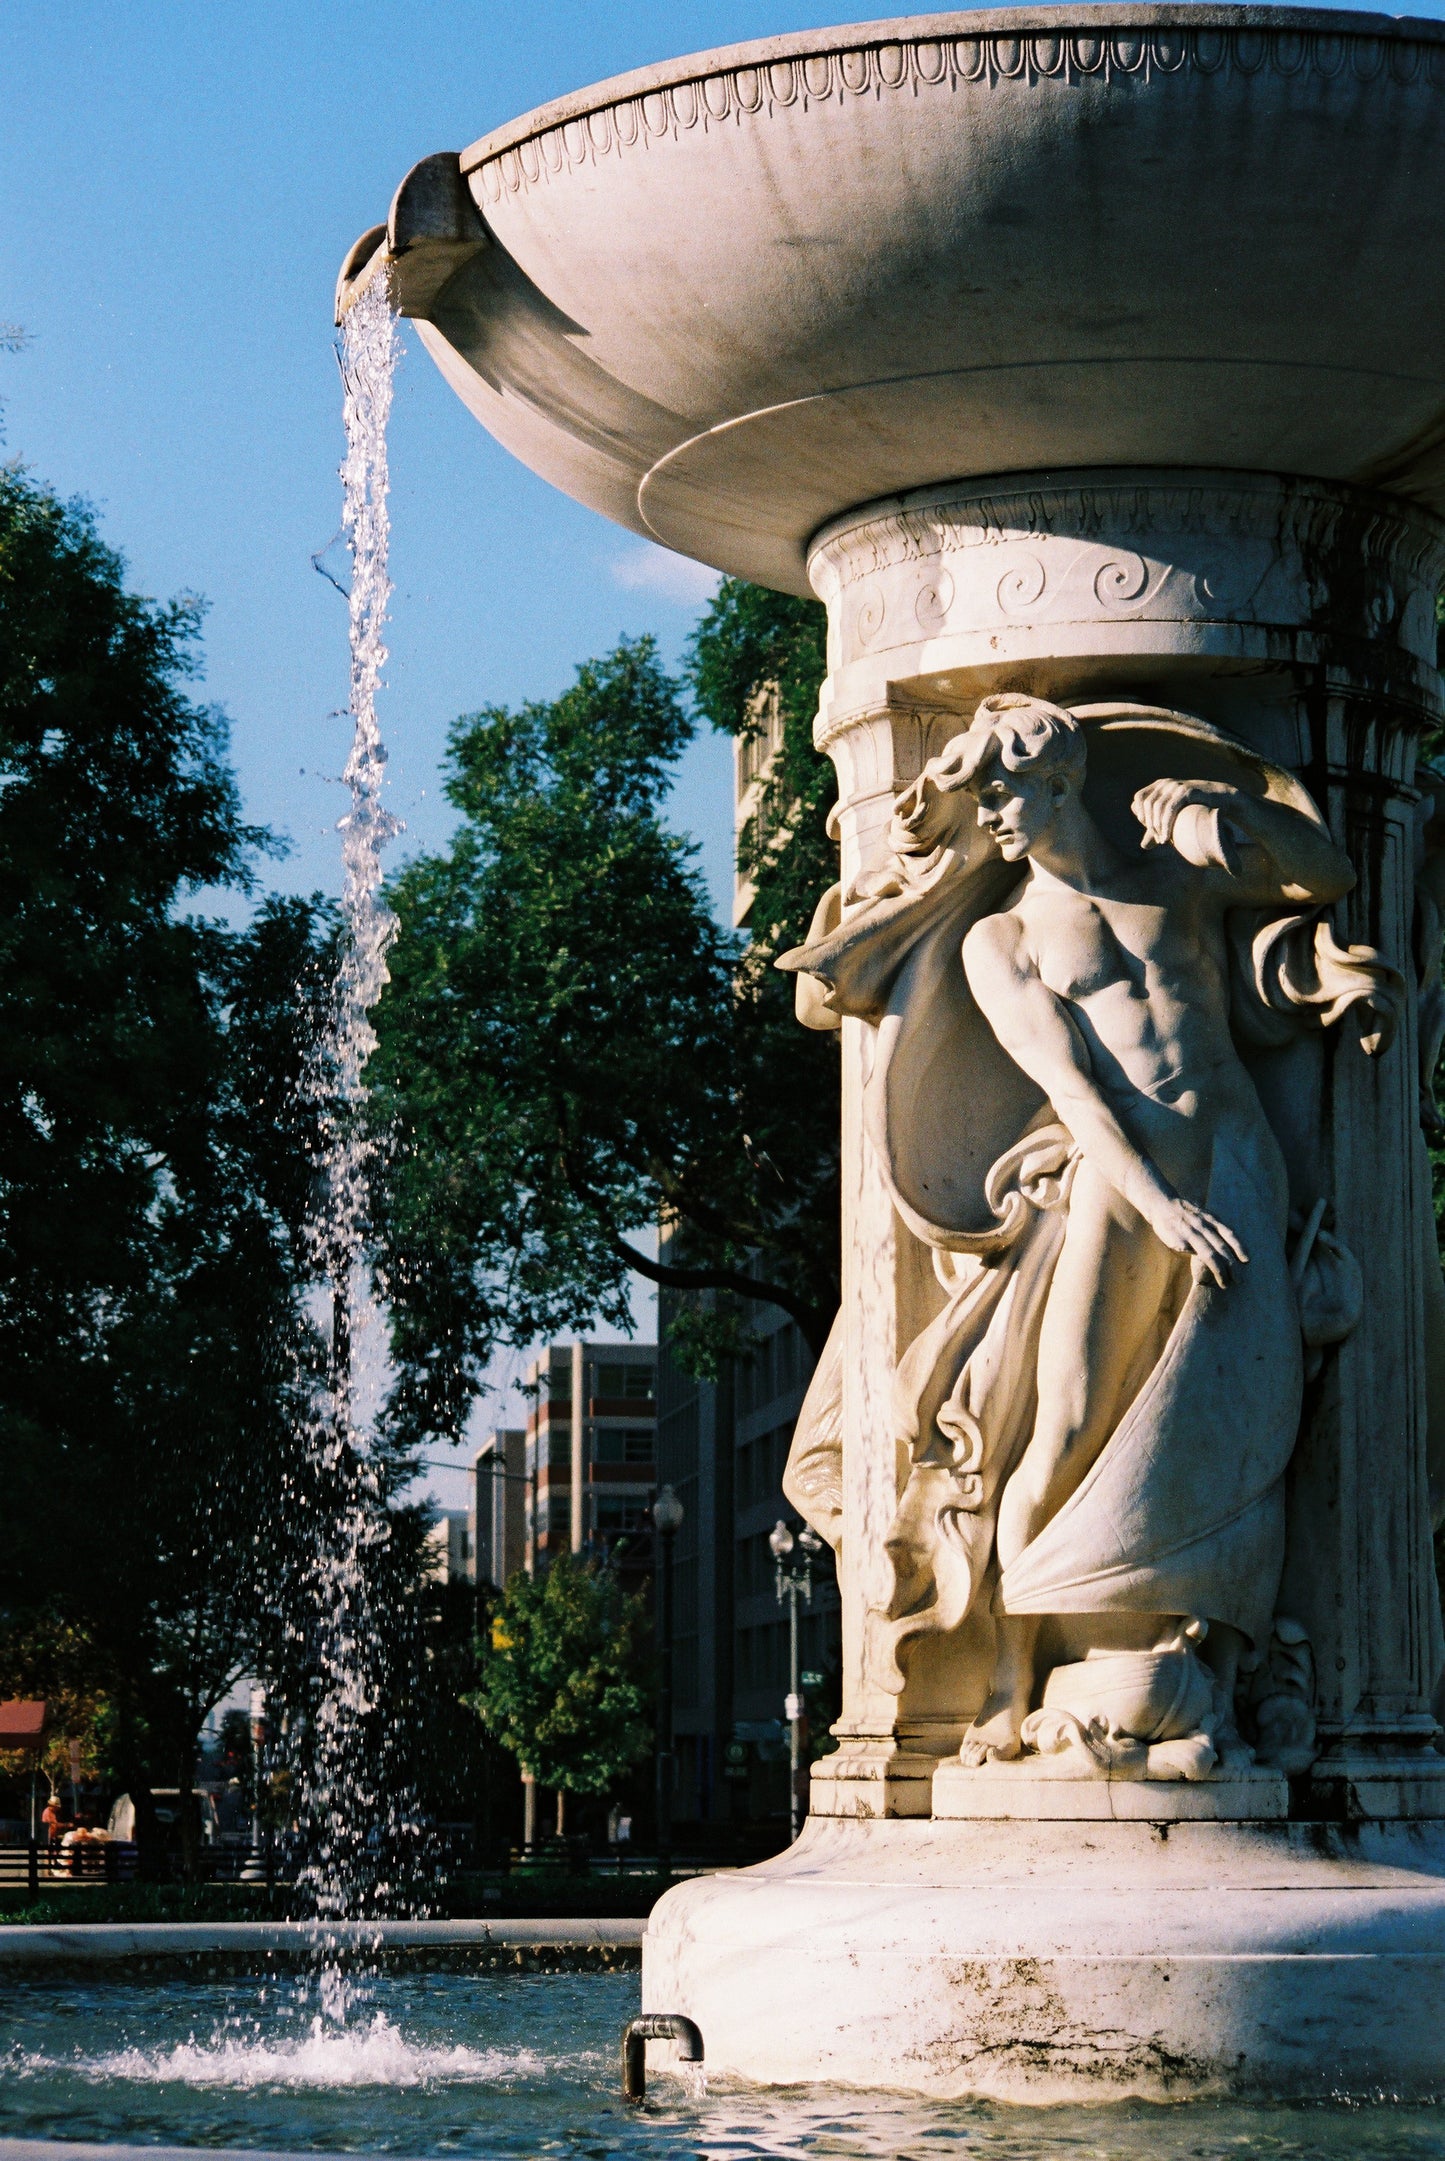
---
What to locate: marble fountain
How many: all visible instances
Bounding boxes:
[340,3,1445,2102]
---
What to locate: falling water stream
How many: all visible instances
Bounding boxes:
[286,273,410,1963]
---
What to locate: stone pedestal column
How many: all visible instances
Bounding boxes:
[647,469,1445,2095]
[805,468,1445,1821]
[812,702,976,1816]
[1297,688,1445,1816]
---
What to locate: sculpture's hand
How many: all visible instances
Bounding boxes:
[1132,772,1355,906]
[1140,1191,1250,1288]
[1131,777,1243,851]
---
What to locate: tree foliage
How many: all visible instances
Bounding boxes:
[371,639,730,1439]
[675,579,839,1370]
[373,596,839,1442]
[0,466,333,1829]
[685,577,833,959]
[468,1552,653,1798]
[0,1609,116,1800]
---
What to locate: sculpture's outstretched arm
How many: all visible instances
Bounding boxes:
[1132,778,1354,908]
[963,913,1248,1289]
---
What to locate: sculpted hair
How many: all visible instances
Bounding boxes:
[889,691,1087,859]
[971,693,1087,792]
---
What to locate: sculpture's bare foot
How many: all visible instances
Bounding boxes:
[959,1692,1027,1766]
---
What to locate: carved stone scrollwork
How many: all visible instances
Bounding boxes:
[1092,550,1151,609]
[915,572,954,634]
[807,473,1445,698]
[995,554,1048,616]
[855,587,886,648]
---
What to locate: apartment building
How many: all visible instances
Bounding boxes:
[654,1283,840,1835]
[522,1341,658,1575]
[425,1509,474,1585]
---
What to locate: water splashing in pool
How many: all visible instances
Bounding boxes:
[68,2020,550,2091]
[676,2058,709,2104]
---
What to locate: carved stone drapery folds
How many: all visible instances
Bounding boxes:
[788,470,1445,1821]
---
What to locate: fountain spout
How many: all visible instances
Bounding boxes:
[335,151,488,325]
[621,2013,704,2105]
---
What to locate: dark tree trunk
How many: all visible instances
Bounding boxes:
[177,1732,201,1886]
[113,1700,164,1882]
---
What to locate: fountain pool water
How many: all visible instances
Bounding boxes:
[3,1968,1445,2157]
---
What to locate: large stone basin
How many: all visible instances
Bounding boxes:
[341,3,1445,594]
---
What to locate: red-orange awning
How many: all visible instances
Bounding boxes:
[0,1700,48,1750]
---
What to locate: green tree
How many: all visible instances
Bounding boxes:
[372,606,839,1441]
[675,579,839,1369]
[684,577,833,958]
[469,1552,652,1811]
[0,467,332,1868]
[216,1707,254,1787]
[0,1609,116,1806]
[411,1574,503,1849]
[373,637,723,1444]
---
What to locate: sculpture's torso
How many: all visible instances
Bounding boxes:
[1004,853,1282,1213]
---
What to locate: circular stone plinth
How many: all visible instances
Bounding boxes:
[642,1815,1445,2099]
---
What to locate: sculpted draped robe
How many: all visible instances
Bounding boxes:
[779,704,1398,1690]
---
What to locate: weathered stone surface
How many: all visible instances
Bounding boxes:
[643,1815,1445,2099]
[931,1754,1289,1819]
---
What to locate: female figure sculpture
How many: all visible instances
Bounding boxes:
[782,695,1394,1773]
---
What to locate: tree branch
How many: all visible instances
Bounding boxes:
[610,1233,833,1357]
[556,1137,836,1356]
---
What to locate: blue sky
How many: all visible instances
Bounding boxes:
[6,0,1432,1506]
[1,0,889,916]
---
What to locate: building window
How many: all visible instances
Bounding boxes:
[597,1362,654,1402]
[595,1497,652,1534]
[595,1427,655,1465]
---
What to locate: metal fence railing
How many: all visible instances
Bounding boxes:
[0,1841,139,1891]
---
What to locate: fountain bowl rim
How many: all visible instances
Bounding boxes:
[458,2,1445,174]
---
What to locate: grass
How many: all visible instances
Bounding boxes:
[0,1870,686,1926]
[0,1882,299,1926]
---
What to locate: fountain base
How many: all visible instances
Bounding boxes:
[642,1814,1445,2100]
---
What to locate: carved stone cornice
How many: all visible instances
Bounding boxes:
[468,13,1445,203]
[814,696,963,761]
[807,470,1445,698]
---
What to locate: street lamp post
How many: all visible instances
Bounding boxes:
[770,1519,823,1843]
[240,1683,268,1884]
[652,1483,684,1881]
